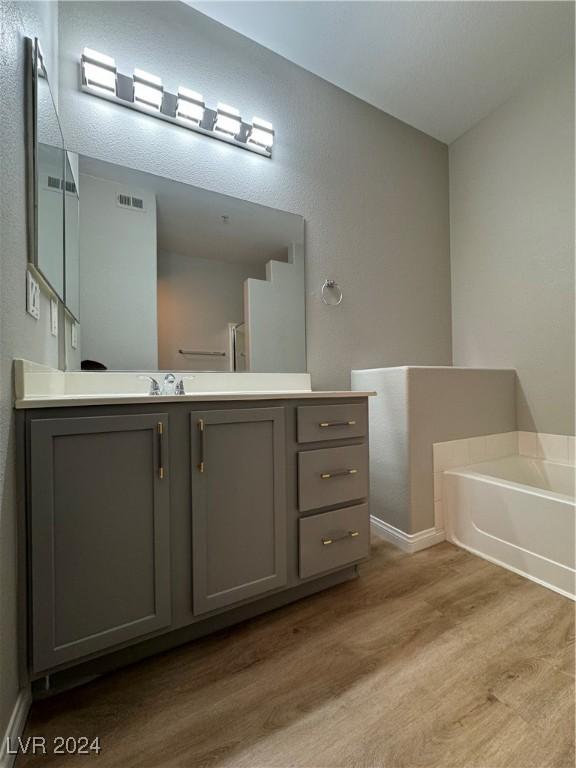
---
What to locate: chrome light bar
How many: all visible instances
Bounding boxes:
[79,48,274,158]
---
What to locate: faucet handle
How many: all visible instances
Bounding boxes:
[175,379,185,396]
[140,375,161,396]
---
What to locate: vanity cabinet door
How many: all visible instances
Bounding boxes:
[190,408,287,615]
[29,414,171,673]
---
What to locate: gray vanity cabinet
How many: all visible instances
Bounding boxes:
[21,396,370,685]
[29,414,171,672]
[190,408,287,614]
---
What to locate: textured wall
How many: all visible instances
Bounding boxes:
[353,367,516,534]
[407,367,516,532]
[0,0,60,745]
[58,1,452,390]
[450,55,575,435]
[351,367,409,531]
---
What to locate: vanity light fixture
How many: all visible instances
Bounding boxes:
[133,68,164,111]
[78,48,273,157]
[214,103,242,137]
[248,117,275,150]
[81,47,117,95]
[176,87,205,125]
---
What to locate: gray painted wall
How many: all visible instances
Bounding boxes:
[450,55,575,435]
[407,367,516,532]
[0,0,60,746]
[351,368,410,531]
[58,1,452,390]
[352,367,516,533]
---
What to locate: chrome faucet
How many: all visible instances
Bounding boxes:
[140,373,184,396]
[163,373,176,396]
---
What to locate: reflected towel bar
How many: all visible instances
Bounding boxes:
[178,349,226,357]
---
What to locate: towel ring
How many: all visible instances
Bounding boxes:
[321,279,343,306]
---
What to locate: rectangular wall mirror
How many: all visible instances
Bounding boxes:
[67,156,306,372]
[31,38,65,301]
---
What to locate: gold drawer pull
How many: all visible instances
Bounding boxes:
[157,421,165,480]
[322,530,360,546]
[320,468,358,480]
[319,420,356,428]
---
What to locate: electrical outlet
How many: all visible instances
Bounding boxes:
[71,322,78,350]
[50,299,58,336]
[26,271,40,320]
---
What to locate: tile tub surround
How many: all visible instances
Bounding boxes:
[518,431,576,465]
[433,431,576,528]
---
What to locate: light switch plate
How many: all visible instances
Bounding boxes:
[50,299,58,336]
[71,322,78,349]
[26,271,40,320]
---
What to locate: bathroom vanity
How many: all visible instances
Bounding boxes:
[16,370,372,684]
[19,45,375,689]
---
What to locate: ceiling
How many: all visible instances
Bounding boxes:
[79,156,302,264]
[188,1,573,144]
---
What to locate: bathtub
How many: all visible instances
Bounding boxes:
[443,456,575,599]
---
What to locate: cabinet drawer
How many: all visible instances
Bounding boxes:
[298,444,368,512]
[297,404,367,444]
[299,503,370,579]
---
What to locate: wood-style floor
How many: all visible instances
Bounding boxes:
[18,535,575,768]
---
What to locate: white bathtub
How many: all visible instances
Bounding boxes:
[443,456,575,599]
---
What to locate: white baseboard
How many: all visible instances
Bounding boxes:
[0,689,31,768]
[371,516,446,553]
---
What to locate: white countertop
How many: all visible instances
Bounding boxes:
[13,360,373,409]
[15,390,374,409]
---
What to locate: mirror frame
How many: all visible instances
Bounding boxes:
[27,36,80,324]
[27,37,65,301]
[64,152,80,322]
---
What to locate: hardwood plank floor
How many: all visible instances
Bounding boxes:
[17,536,575,768]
